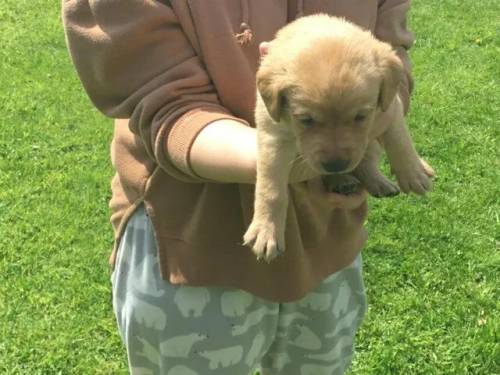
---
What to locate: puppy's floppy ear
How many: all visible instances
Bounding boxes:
[256,65,288,122]
[376,45,405,112]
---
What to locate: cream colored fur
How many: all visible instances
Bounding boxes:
[244,15,434,262]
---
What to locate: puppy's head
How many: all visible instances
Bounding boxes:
[257,16,404,174]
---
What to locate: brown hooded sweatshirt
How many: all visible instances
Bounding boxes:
[62,0,414,302]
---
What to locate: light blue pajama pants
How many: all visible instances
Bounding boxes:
[111,204,367,375]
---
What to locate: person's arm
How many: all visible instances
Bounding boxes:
[375,0,415,114]
[188,119,257,184]
[62,0,248,183]
[189,118,321,184]
[369,0,415,140]
[62,1,320,185]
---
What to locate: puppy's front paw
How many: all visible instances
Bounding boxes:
[394,161,433,195]
[243,220,284,262]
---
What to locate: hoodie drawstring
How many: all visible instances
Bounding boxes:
[235,0,305,45]
[235,0,253,45]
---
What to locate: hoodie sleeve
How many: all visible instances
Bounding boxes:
[62,0,248,182]
[375,0,415,114]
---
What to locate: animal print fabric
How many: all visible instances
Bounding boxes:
[111,204,367,375]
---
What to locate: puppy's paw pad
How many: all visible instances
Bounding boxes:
[324,174,361,195]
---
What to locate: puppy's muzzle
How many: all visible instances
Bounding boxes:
[322,159,351,173]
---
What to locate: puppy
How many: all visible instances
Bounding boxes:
[243,15,434,262]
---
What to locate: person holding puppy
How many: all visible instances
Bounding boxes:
[63,1,417,374]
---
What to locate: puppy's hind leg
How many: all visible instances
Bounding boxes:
[382,116,433,195]
[353,140,400,198]
[243,128,296,262]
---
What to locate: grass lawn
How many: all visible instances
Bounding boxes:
[0,0,498,374]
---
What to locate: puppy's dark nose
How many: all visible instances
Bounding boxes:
[322,159,351,173]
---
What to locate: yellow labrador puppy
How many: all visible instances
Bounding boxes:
[244,15,434,262]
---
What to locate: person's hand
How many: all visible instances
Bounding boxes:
[307,177,368,210]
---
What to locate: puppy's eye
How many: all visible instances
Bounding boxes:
[354,113,366,123]
[298,116,315,127]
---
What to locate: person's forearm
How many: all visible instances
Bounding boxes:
[186,119,319,184]
[188,119,258,183]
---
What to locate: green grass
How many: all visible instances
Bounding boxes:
[0,0,498,374]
